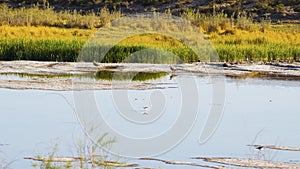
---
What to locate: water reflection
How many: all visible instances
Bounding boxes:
[94,70,167,81]
[0,71,168,82]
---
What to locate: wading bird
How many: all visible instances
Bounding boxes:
[93,60,100,66]
[169,65,176,72]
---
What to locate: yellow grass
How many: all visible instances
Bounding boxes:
[0,25,94,40]
[0,25,299,62]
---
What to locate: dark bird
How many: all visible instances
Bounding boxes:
[256,146,264,150]
[223,62,229,67]
[169,74,177,80]
[247,144,264,150]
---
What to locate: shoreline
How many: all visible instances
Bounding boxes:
[1,61,300,90]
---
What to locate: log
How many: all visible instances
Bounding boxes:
[140,158,232,169]
[24,157,82,162]
[194,157,300,168]
[24,157,138,167]
[247,144,300,151]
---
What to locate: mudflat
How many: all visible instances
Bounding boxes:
[1,61,300,90]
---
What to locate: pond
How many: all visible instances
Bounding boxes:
[1,72,300,169]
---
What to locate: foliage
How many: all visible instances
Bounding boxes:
[0,24,299,63]
[0,4,121,29]
[31,133,115,169]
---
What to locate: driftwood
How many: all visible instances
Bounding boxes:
[24,157,82,162]
[94,160,138,167]
[140,157,200,166]
[247,144,300,151]
[194,157,300,169]
[140,158,232,169]
[36,62,62,68]
[24,157,138,167]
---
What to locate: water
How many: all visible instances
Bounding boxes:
[1,74,300,168]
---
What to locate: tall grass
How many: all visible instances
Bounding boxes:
[0,4,121,29]
[0,38,83,61]
[211,28,300,62]
[0,33,199,63]
[0,5,299,63]
[0,25,299,63]
[79,43,198,63]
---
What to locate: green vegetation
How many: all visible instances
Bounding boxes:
[29,133,116,169]
[210,26,300,62]
[0,38,83,61]
[95,71,168,81]
[0,24,298,63]
[0,2,299,63]
[0,3,121,29]
[1,71,168,81]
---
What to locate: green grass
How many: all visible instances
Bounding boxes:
[215,44,300,62]
[0,38,83,61]
[0,4,121,29]
[1,29,299,63]
[0,8,299,63]
[0,3,299,63]
[95,71,168,81]
[0,37,199,63]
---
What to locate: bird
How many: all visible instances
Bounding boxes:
[169,65,176,72]
[247,144,264,150]
[143,106,149,115]
[256,146,264,150]
[223,62,229,67]
[93,60,100,66]
[169,74,177,80]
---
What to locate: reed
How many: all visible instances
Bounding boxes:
[0,24,299,63]
[0,4,121,29]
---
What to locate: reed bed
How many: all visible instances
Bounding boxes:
[0,4,121,29]
[0,26,299,62]
[0,3,299,63]
[0,21,299,63]
[0,38,83,61]
[211,28,300,62]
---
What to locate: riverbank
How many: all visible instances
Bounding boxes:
[1,61,300,91]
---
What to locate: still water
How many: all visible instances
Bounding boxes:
[1,73,300,168]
